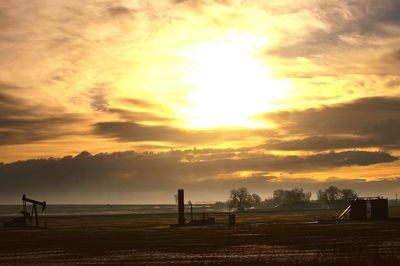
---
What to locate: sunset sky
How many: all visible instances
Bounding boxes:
[1,0,400,203]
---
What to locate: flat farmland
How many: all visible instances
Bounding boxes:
[1,208,400,265]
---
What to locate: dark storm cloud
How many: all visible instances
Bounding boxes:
[106,5,136,17]
[94,121,190,142]
[0,116,83,145]
[0,81,23,91]
[322,0,400,35]
[258,97,400,150]
[93,121,269,144]
[108,108,176,122]
[119,97,160,109]
[88,91,174,121]
[185,151,397,176]
[264,136,378,151]
[0,149,396,202]
[382,48,400,64]
[0,91,25,114]
[365,119,400,144]
[390,49,400,61]
[113,98,175,121]
[0,83,86,145]
[89,87,109,112]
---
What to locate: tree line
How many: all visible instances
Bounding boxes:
[224,186,357,211]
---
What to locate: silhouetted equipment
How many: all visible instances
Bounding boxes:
[338,197,388,221]
[178,189,185,225]
[174,189,217,226]
[349,198,367,220]
[229,213,236,226]
[189,201,193,221]
[371,198,389,220]
[186,202,216,226]
[4,194,47,228]
[188,216,216,226]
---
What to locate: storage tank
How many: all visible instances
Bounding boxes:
[349,199,367,220]
[370,198,388,220]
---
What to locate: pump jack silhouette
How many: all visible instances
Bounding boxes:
[4,194,47,228]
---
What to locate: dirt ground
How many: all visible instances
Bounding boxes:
[1,208,400,265]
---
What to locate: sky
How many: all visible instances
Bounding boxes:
[1,0,400,203]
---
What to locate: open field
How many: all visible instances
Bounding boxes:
[1,208,400,265]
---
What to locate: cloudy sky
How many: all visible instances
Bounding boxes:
[1,0,400,203]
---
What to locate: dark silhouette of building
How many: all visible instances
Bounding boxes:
[370,198,388,220]
[349,198,367,220]
[340,197,389,221]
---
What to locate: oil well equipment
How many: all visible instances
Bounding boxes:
[175,189,217,226]
[338,197,388,221]
[4,194,47,228]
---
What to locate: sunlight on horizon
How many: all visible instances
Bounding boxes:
[177,33,292,128]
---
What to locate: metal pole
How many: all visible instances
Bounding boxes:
[190,202,193,222]
[34,204,38,227]
[178,189,185,225]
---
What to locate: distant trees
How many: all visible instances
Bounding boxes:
[228,187,311,211]
[317,186,357,207]
[251,193,262,208]
[341,189,357,201]
[317,186,341,203]
[271,188,311,207]
[213,201,227,208]
[228,187,262,211]
[225,186,358,211]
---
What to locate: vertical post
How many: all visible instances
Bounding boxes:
[34,204,38,227]
[22,194,27,213]
[178,189,185,225]
[190,202,193,222]
[229,213,236,226]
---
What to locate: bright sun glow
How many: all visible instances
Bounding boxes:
[178,33,291,128]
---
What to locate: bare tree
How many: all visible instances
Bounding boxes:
[318,186,341,203]
[228,187,253,211]
[251,193,262,207]
[341,189,357,202]
[318,186,357,206]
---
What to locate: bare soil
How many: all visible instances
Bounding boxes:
[1,208,400,265]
